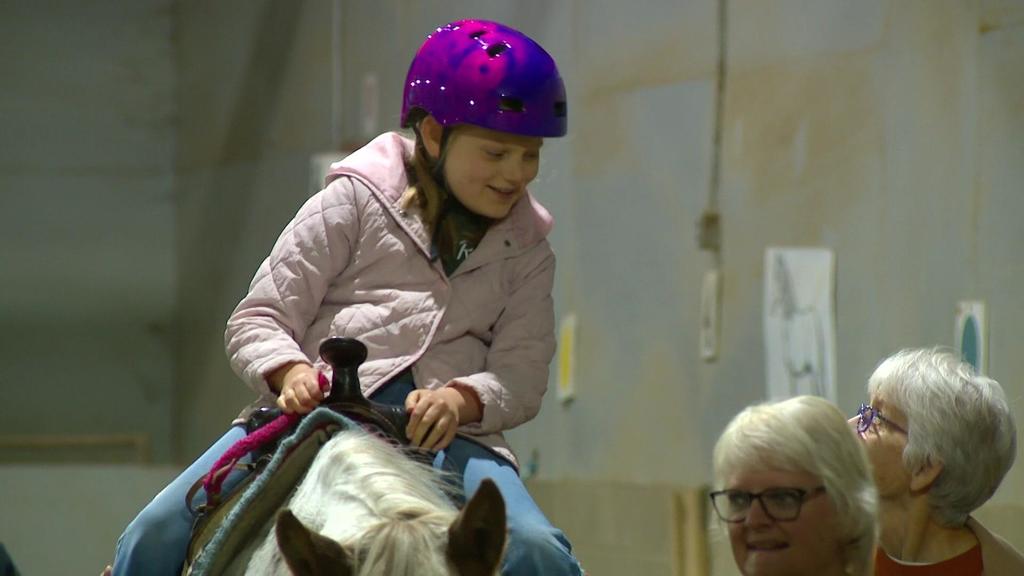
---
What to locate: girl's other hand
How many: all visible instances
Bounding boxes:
[405,388,463,451]
[270,362,325,414]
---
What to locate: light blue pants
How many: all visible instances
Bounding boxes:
[112,380,582,576]
[373,380,582,576]
[112,425,249,576]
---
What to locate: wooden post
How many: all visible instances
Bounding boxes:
[671,485,710,576]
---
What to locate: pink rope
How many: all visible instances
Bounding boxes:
[201,412,299,500]
[202,373,330,500]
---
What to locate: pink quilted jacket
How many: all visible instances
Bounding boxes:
[225,132,556,466]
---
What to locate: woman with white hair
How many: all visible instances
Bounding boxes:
[855,348,1023,574]
[712,395,878,576]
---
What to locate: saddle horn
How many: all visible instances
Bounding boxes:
[318,337,412,445]
[318,337,368,401]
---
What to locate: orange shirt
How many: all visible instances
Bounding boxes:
[875,545,983,576]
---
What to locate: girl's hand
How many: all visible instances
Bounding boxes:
[405,388,464,451]
[270,363,325,414]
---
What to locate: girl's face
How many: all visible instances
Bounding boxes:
[724,468,846,576]
[424,118,543,219]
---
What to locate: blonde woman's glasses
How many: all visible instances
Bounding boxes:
[709,486,826,523]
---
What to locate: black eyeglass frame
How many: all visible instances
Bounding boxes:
[709,486,826,523]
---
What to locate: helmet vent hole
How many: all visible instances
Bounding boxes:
[554,101,567,117]
[486,43,510,57]
[499,97,525,113]
[469,30,487,40]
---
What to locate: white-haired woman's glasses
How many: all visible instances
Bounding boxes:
[709,486,826,523]
[856,403,908,436]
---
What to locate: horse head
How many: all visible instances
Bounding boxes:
[274,478,507,576]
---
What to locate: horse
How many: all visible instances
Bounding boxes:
[236,425,506,575]
[189,338,507,576]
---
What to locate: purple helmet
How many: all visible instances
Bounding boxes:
[401,19,567,138]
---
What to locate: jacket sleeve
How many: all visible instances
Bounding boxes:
[224,180,359,397]
[449,244,556,435]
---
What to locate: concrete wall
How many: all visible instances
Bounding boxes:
[0,464,179,574]
[0,1,177,462]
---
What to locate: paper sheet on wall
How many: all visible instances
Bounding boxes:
[955,300,987,373]
[763,248,837,402]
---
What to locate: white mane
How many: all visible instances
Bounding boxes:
[240,427,460,575]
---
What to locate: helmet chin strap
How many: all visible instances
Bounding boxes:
[412,123,455,201]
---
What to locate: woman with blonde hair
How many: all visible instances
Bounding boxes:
[712,395,878,576]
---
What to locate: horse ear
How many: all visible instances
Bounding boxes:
[447,478,507,575]
[275,509,353,576]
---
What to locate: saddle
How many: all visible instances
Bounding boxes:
[243,337,411,454]
[183,338,419,575]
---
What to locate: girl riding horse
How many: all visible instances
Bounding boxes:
[110,18,582,576]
